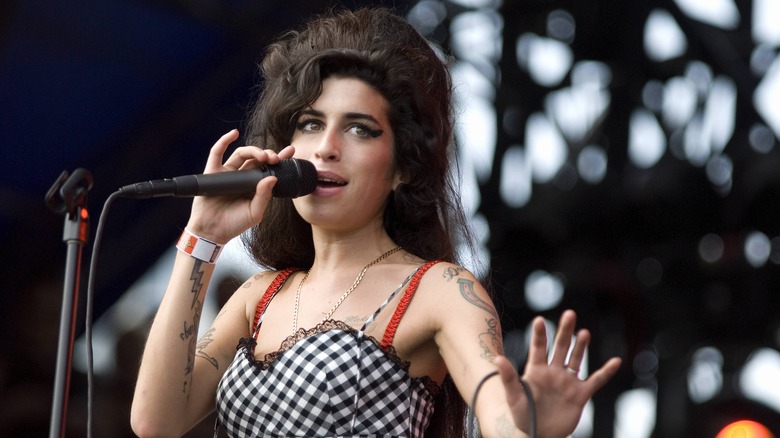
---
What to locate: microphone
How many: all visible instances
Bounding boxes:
[118,158,317,199]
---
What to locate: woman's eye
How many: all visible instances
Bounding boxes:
[349,124,367,137]
[349,123,383,138]
[296,120,321,132]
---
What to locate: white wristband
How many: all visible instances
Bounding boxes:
[176,229,224,264]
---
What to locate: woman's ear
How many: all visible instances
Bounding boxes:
[392,169,409,191]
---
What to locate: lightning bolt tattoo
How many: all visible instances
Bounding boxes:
[190,259,204,310]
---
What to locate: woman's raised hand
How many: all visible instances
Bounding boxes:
[494,310,622,437]
[185,130,295,244]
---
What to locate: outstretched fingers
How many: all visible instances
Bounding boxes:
[550,310,577,368]
[496,311,623,438]
[565,329,590,375]
[583,357,622,395]
[526,316,550,367]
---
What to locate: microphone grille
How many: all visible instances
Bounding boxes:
[272,159,318,198]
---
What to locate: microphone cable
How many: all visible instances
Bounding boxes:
[84,190,121,438]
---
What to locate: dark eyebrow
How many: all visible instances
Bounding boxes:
[344,112,381,125]
[299,108,324,118]
[299,108,382,125]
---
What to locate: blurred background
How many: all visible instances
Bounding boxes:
[3,0,780,436]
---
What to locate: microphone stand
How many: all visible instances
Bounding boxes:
[45,168,93,438]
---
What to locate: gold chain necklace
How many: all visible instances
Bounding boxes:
[292,246,402,335]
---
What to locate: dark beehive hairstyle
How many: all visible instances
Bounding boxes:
[241,8,471,273]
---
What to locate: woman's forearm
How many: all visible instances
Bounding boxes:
[131,251,216,437]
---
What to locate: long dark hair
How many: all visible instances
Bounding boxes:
[241,8,470,436]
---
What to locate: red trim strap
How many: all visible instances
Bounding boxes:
[381,260,442,348]
[252,268,298,331]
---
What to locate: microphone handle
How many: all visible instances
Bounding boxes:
[176,168,274,196]
[120,179,177,198]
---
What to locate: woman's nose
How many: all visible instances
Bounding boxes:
[314,128,341,161]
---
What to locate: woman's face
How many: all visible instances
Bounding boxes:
[291,76,400,232]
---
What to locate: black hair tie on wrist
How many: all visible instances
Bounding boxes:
[465,371,537,438]
[519,378,537,438]
[466,370,498,437]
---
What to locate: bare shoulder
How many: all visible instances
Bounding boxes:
[223,269,290,323]
[415,261,495,318]
[417,261,484,291]
[236,269,283,294]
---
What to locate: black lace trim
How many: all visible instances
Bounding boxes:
[236,320,441,396]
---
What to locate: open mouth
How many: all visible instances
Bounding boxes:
[317,177,347,188]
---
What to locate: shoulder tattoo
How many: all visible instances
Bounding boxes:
[242,272,267,289]
[443,266,466,281]
[457,277,499,320]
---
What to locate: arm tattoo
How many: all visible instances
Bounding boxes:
[183,262,206,397]
[443,266,466,281]
[184,331,196,397]
[479,318,502,360]
[183,299,202,397]
[242,272,266,289]
[458,278,499,320]
[180,321,195,341]
[196,327,219,369]
[189,259,205,310]
[184,322,197,396]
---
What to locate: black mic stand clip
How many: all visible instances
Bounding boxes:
[45,168,93,438]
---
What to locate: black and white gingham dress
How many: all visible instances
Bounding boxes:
[216,261,441,437]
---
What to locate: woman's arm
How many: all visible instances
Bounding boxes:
[130,252,251,437]
[431,264,621,438]
[130,130,294,436]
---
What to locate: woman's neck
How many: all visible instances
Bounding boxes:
[308,227,398,274]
